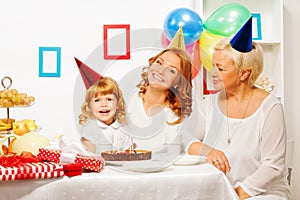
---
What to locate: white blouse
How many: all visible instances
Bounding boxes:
[196,93,291,199]
[126,91,182,154]
[80,119,131,153]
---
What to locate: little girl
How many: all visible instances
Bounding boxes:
[79,77,131,153]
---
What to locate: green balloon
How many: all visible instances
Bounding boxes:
[204,3,251,36]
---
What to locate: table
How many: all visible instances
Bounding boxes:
[0,163,238,200]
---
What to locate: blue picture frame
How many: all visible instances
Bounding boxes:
[39,47,61,77]
[251,13,262,40]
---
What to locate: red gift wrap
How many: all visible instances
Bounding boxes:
[73,155,104,172]
[37,148,61,163]
[63,163,82,171]
[38,148,105,172]
[0,161,64,181]
[63,163,82,177]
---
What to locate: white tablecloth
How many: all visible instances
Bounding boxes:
[0,163,238,200]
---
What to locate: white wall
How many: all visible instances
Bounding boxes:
[0,0,195,142]
[0,0,299,199]
[283,0,300,199]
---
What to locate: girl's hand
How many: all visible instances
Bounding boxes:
[205,148,231,174]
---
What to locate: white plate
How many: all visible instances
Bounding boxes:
[105,160,145,166]
[105,159,154,166]
[122,160,172,173]
[173,155,206,166]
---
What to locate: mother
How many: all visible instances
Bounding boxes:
[126,46,193,155]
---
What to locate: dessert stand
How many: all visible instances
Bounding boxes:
[0,76,35,146]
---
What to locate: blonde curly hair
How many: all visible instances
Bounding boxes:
[79,77,126,125]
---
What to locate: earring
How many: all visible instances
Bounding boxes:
[171,85,179,93]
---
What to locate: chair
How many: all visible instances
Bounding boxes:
[286,140,294,185]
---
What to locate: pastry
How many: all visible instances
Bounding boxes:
[101,149,151,161]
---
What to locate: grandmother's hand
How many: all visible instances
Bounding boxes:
[205,148,231,174]
[235,186,250,199]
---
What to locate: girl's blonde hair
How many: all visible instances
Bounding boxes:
[79,77,126,125]
[137,48,193,125]
[214,37,264,87]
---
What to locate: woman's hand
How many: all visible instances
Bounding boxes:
[188,141,231,174]
[235,186,250,200]
[205,148,231,174]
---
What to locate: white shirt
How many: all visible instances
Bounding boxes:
[80,119,131,153]
[196,93,291,199]
[126,91,182,154]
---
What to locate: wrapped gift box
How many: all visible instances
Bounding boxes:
[73,154,104,172]
[38,148,105,172]
[37,148,61,163]
[0,161,64,181]
[63,163,82,177]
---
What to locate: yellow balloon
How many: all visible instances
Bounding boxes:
[200,30,224,72]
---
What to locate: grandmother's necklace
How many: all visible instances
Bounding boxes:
[226,90,254,145]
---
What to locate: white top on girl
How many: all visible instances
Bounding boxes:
[80,119,131,153]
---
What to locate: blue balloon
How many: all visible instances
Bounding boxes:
[164,8,203,45]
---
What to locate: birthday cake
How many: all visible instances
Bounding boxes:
[101,150,152,161]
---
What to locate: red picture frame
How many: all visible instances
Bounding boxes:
[103,24,130,60]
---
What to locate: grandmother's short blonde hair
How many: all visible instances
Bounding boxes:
[214,37,264,87]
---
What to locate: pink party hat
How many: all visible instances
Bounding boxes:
[74,57,103,89]
[230,17,252,52]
